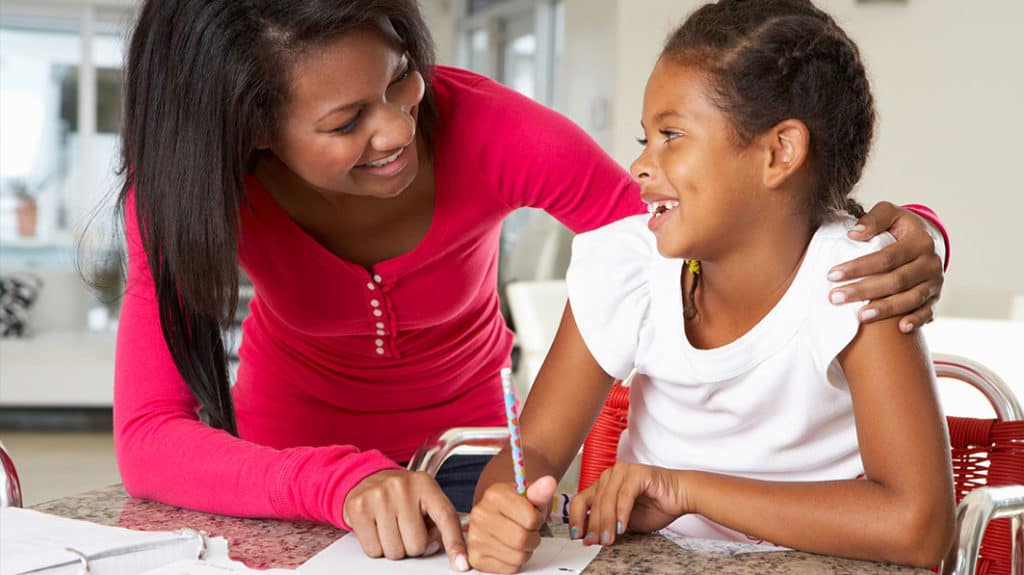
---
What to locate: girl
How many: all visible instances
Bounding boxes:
[468,0,954,571]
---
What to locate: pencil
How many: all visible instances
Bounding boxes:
[500,368,527,496]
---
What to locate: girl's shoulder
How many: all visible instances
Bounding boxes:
[800,217,896,376]
[811,217,895,262]
[566,215,657,379]
[573,214,656,254]
[570,215,658,280]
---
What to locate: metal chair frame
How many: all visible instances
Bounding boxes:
[0,439,23,508]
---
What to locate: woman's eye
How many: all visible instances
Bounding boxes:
[391,62,411,85]
[331,112,361,135]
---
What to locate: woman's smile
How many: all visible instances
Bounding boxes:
[355,145,411,178]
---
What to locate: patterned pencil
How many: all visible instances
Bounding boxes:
[500,368,527,496]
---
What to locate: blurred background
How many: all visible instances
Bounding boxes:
[0,0,1021,506]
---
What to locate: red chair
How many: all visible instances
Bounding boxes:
[935,356,1024,575]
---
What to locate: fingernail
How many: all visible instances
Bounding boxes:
[860,308,878,321]
[454,553,469,572]
[586,532,595,542]
[570,527,579,539]
[616,521,623,535]
[851,224,866,233]
[827,269,844,281]
[900,321,913,333]
[600,531,611,544]
[424,540,441,556]
[830,291,847,304]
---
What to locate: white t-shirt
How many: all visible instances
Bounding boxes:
[566,214,895,543]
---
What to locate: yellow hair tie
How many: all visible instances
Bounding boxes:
[685,259,702,276]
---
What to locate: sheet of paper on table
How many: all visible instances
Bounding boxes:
[298,533,600,575]
[657,530,787,556]
[142,560,297,574]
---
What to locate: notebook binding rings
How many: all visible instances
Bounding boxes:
[23,528,208,574]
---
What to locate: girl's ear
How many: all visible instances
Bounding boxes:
[762,119,810,189]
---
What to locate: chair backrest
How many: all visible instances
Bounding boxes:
[580,354,1023,574]
[935,354,1023,575]
[579,379,630,491]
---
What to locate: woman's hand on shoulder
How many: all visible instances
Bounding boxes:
[343,469,469,571]
[466,476,557,574]
[568,462,688,547]
[827,201,944,332]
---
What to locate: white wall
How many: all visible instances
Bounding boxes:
[555,0,619,150]
[573,0,1024,319]
[420,0,457,65]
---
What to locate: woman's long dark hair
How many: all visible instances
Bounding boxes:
[117,0,437,434]
[664,0,875,225]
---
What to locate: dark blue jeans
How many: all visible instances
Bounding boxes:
[430,454,494,513]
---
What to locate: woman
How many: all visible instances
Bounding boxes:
[114,0,948,571]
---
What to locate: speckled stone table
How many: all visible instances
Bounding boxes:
[34,485,931,574]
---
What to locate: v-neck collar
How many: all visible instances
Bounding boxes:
[244,153,446,281]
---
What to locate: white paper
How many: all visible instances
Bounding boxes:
[142,560,298,575]
[1,507,204,575]
[298,534,600,575]
[657,529,786,556]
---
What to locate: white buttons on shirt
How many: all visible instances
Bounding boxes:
[370,275,386,355]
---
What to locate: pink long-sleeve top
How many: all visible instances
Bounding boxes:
[114,66,644,529]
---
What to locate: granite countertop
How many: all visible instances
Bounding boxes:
[34,485,931,574]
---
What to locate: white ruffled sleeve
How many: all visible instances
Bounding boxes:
[565,215,653,380]
[806,221,897,389]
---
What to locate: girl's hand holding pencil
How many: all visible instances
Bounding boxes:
[465,369,559,572]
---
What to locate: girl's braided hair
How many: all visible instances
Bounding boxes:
[664,0,875,226]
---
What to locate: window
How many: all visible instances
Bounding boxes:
[0,3,134,331]
[456,0,559,107]
[453,0,570,325]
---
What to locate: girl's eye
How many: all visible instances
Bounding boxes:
[331,111,361,135]
[636,136,649,147]
[660,129,684,142]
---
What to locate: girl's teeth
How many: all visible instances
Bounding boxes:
[647,200,680,216]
